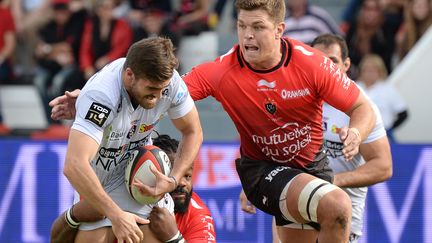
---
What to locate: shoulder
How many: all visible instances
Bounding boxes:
[287,38,325,72]
[81,59,124,105]
[188,192,211,215]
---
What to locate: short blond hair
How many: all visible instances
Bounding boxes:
[235,0,286,24]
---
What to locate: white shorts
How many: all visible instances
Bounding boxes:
[73,184,174,231]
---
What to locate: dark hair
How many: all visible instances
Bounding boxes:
[311,34,349,61]
[235,0,285,24]
[124,37,178,82]
[153,134,179,155]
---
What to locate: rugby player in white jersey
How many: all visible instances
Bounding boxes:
[312,34,392,242]
[59,37,202,243]
[241,34,392,243]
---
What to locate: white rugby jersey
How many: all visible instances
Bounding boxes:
[72,58,195,193]
[322,102,386,236]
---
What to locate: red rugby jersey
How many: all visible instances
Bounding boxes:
[176,192,215,242]
[184,38,359,168]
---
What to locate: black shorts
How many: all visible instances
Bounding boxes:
[235,152,333,229]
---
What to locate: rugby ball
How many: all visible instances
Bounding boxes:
[125,145,171,205]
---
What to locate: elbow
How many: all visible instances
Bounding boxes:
[380,163,393,182]
[63,158,79,181]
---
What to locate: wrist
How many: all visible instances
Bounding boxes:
[168,175,178,191]
[349,127,361,141]
[166,231,185,243]
[65,205,80,228]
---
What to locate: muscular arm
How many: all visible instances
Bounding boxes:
[333,136,392,188]
[170,106,203,186]
[64,130,122,219]
[340,92,376,160]
[344,92,376,142]
[64,129,146,242]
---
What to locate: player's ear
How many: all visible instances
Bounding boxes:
[275,22,285,39]
[343,57,351,73]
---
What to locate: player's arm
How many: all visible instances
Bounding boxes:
[340,93,376,160]
[65,129,147,242]
[149,207,185,242]
[239,189,256,214]
[50,200,105,243]
[333,136,393,187]
[49,89,80,120]
[170,105,203,189]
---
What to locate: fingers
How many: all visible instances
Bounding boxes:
[48,95,66,107]
[338,127,349,141]
[239,190,256,214]
[341,127,361,161]
[135,215,150,225]
[66,89,80,98]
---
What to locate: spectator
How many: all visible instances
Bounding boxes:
[8,0,51,79]
[283,0,341,45]
[133,9,180,49]
[171,0,211,36]
[79,0,132,80]
[33,0,87,121]
[345,0,402,78]
[126,0,172,28]
[395,0,432,62]
[356,54,408,136]
[0,0,16,83]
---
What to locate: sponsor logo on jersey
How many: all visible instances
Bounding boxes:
[331,125,341,134]
[139,115,163,134]
[252,122,312,163]
[323,140,344,158]
[257,79,277,92]
[85,102,111,127]
[281,88,310,99]
[109,131,126,141]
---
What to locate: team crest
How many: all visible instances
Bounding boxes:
[264,99,277,115]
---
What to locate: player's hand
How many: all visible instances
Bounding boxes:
[240,189,256,214]
[339,126,361,161]
[49,89,80,120]
[110,210,149,243]
[133,165,175,199]
[149,206,178,241]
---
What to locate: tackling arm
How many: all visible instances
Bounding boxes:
[333,136,392,187]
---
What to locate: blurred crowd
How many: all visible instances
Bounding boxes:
[0,0,431,138]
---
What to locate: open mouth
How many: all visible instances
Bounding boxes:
[245,44,259,52]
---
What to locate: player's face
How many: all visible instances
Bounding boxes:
[313,43,350,73]
[237,9,285,69]
[171,167,193,214]
[125,68,171,109]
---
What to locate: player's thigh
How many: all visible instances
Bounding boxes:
[140,225,162,243]
[283,173,341,224]
[75,227,114,243]
[277,226,318,243]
